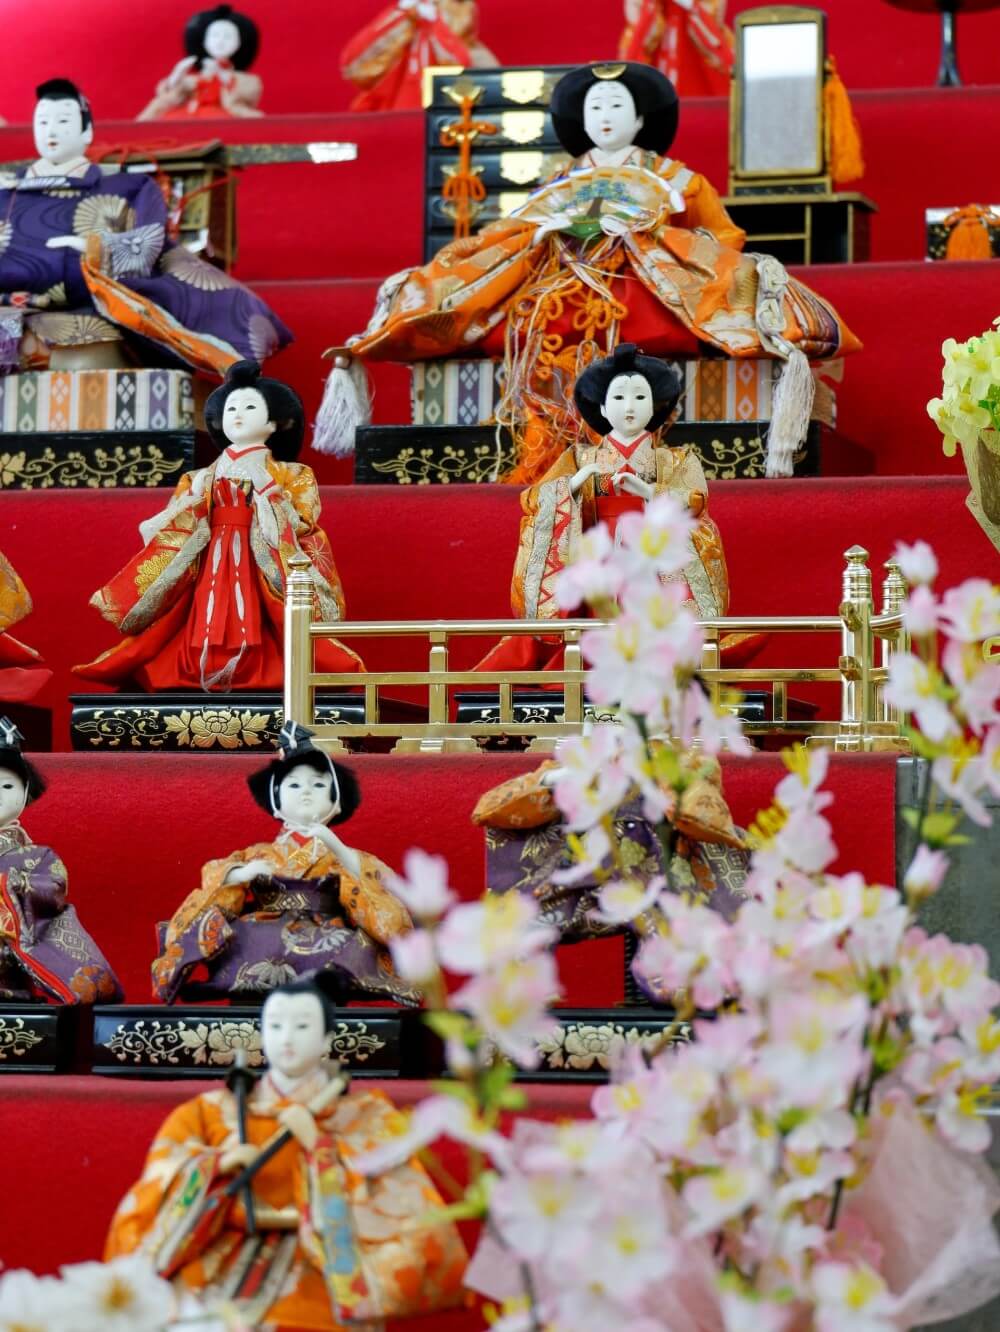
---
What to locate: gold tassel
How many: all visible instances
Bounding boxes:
[824,56,865,185]
[944,206,998,261]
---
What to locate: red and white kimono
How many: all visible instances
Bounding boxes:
[620,0,735,97]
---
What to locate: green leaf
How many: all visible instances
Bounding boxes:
[901,808,921,830]
[498,1086,528,1110]
[921,810,959,846]
[426,1079,476,1104]
[424,1011,471,1042]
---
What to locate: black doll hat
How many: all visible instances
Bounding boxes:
[550,62,680,159]
[0,718,46,806]
[247,721,360,825]
[573,343,684,436]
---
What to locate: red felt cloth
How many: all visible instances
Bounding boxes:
[0,1070,589,1321]
[273,262,998,480]
[20,749,895,1004]
[0,0,997,124]
[2,477,996,747]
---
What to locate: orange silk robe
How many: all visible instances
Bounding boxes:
[152,834,417,1004]
[74,453,363,691]
[0,550,50,702]
[334,147,858,368]
[514,440,728,622]
[106,1073,468,1329]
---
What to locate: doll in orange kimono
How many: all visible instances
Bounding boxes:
[0,552,51,703]
[475,344,762,678]
[75,362,362,693]
[107,979,468,1328]
[341,0,497,113]
[152,723,418,1005]
[138,5,263,120]
[620,0,734,97]
[319,61,859,478]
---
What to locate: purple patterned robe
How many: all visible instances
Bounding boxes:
[0,164,291,368]
[0,825,123,1004]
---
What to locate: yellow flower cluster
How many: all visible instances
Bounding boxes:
[926,318,1000,456]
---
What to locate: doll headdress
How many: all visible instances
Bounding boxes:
[203,360,305,462]
[247,722,361,825]
[549,61,679,159]
[0,717,46,806]
[573,343,684,436]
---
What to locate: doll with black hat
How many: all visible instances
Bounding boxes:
[319,59,859,478]
[0,718,122,1004]
[75,361,362,693]
[139,5,263,120]
[152,722,417,1004]
[107,974,467,1326]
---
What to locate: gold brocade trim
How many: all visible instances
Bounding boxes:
[73,703,361,751]
[370,443,513,484]
[536,1020,692,1072]
[102,1017,387,1069]
[0,1017,45,1060]
[165,709,272,750]
[0,446,186,489]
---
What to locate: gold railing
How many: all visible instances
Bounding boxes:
[283,545,910,754]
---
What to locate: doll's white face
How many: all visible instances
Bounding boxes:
[204,17,241,60]
[583,81,643,154]
[262,991,328,1080]
[222,387,276,449]
[277,762,338,827]
[33,98,93,166]
[600,372,654,437]
[0,767,27,829]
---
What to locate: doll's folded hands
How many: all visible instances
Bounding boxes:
[219,1141,258,1174]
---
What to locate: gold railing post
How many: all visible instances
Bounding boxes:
[836,545,873,751]
[284,553,315,730]
[879,557,908,725]
[564,628,583,725]
[428,629,448,729]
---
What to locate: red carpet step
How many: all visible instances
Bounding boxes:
[261,262,1000,482]
[5,477,995,745]
[16,751,897,1004]
[4,0,999,123]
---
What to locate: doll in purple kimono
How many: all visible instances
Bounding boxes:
[0,719,122,1004]
[0,78,291,374]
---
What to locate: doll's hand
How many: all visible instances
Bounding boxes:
[533,212,572,244]
[613,472,655,502]
[570,462,601,496]
[45,236,87,253]
[219,1142,259,1173]
[226,858,274,886]
[167,55,199,87]
[278,1104,319,1152]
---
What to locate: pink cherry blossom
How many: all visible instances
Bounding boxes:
[683,1165,767,1235]
[720,1286,794,1332]
[613,491,699,582]
[388,847,456,921]
[436,893,556,975]
[902,844,949,901]
[350,1093,511,1176]
[388,928,438,984]
[581,614,688,716]
[931,752,991,827]
[938,578,1000,642]
[554,523,624,610]
[885,654,959,743]
[490,1169,602,1262]
[452,953,560,1067]
[595,874,664,924]
[893,539,938,586]
[552,726,632,831]
[812,1261,898,1332]
[982,724,1000,797]
[901,583,940,637]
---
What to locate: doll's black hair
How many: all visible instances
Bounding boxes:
[35,78,93,131]
[0,718,46,807]
[247,750,361,826]
[204,360,304,461]
[185,4,260,70]
[264,974,349,1031]
[573,342,683,436]
[550,61,679,159]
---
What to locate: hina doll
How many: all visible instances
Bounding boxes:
[151,723,418,1004]
[0,719,122,1004]
[620,0,734,97]
[0,552,51,703]
[138,5,263,120]
[74,362,362,693]
[475,344,762,678]
[341,0,497,113]
[320,61,859,477]
[472,749,749,1000]
[0,79,289,375]
[106,979,468,1325]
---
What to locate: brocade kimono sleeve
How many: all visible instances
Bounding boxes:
[269,459,347,621]
[338,852,413,947]
[0,551,31,635]
[663,161,746,252]
[341,5,419,87]
[655,445,729,617]
[510,448,584,619]
[472,761,560,829]
[93,177,167,281]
